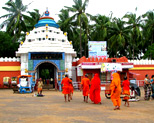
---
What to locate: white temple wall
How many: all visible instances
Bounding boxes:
[20,54,28,75]
[65,54,73,78]
[72,66,76,82]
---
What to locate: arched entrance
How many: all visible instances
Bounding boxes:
[35,62,58,89]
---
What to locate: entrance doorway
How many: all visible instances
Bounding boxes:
[36,62,57,89]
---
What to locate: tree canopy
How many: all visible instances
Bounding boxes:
[0,0,154,59]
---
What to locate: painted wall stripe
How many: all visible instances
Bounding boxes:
[0,66,21,71]
[129,67,154,70]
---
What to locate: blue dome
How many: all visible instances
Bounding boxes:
[34,10,59,28]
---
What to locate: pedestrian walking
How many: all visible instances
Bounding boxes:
[90,73,101,104]
[144,74,151,100]
[81,74,90,103]
[110,73,121,110]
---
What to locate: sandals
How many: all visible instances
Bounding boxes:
[114,106,120,110]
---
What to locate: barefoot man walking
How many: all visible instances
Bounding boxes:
[81,74,90,103]
[61,74,72,102]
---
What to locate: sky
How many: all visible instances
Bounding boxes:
[0,0,154,26]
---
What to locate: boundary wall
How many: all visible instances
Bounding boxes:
[0,57,20,88]
[1,57,154,88]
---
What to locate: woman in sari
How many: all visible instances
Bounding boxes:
[150,75,154,99]
[90,73,101,104]
[110,73,122,110]
[144,74,151,100]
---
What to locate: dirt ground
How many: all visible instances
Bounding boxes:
[0,88,154,123]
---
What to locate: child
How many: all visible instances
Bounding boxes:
[122,76,130,107]
[37,78,43,95]
[128,86,140,101]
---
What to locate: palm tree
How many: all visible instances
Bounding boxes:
[142,10,154,59]
[24,9,41,32]
[58,9,83,57]
[57,9,75,42]
[64,0,89,57]
[90,14,111,41]
[123,11,142,59]
[0,0,31,42]
[108,18,130,57]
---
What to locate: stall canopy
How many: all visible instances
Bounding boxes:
[17,75,32,78]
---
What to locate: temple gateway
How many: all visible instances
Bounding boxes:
[16,10,76,91]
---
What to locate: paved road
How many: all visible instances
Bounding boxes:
[0,89,154,123]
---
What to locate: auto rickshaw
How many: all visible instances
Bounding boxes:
[17,75,33,93]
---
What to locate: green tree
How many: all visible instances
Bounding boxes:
[123,11,142,59]
[0,31,19,57]
[143,43,154,59]
[108,18,130,57]
[57,9,75,42]
[0,0,31,42]
[57,9,82,57]
[142,10,154,59]
[24,9,41,32]
[90,15,111,41]
[65,0,89,57]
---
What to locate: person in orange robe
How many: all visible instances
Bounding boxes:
[110,73,122,110]
[69,78,73,100]
[90,73,101,104]
[81,74,90,103]
[122,76,130,107]
[61,74,72,102]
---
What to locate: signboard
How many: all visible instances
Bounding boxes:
[77,66,83,76]
[88,41,107,58]
[101,63,122,72]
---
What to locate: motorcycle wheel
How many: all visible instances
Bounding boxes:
[105,94,111,99]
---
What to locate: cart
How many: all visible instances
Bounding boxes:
[17,75,33,93]
[11,77,18,93]
[105,82,124,99]
[105,83,111,99]
[3,77,10,88]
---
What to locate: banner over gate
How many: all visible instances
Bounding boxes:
[101,63,122,72]
[88,41,107,58]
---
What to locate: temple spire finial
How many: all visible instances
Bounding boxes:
[45,7,49,16]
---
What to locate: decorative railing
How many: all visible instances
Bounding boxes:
[128,60,154,65]
[0,57,20,62]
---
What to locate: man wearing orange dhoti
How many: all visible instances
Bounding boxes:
[61,74,72,102]
[110,73,122,110]
[81,74,90,103]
